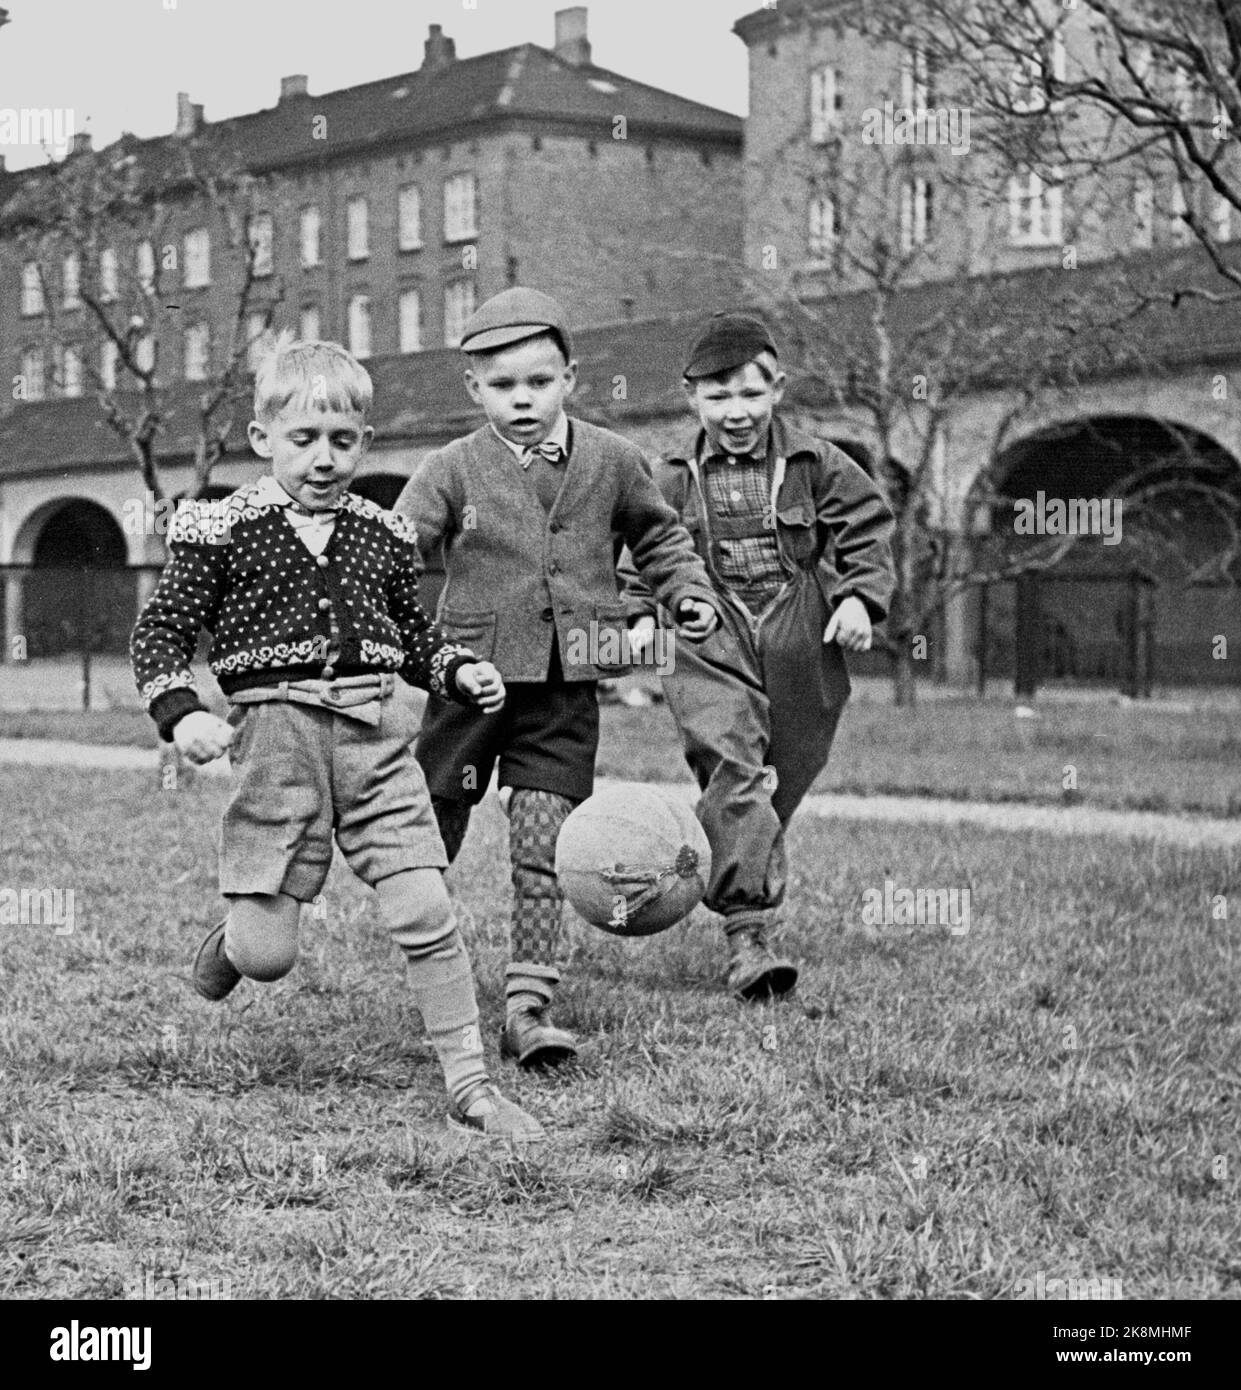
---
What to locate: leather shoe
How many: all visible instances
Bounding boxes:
[192,920,242,1001]
[500,1008,578,1069]
[726,926,798,1001]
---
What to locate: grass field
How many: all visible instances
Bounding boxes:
[1,765,1238,1299]
[4,693,1241,817]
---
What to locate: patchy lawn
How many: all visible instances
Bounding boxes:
[0,766,1236,1298]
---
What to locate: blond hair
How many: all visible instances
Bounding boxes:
[252,330,374,424]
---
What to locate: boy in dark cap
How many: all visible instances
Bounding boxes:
[621,312,895,1000]
[395,287,718,1068]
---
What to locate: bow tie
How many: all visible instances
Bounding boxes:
[522,441,565,468]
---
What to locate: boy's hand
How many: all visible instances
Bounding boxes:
[675,599,719,642]
[824,596,873,652]
[456,660,506,713]
[173,711,234,765]
[628,615,657,660]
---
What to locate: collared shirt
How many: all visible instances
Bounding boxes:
[491,412,571,513]
[249,474,338,557]
[699,437,786,615]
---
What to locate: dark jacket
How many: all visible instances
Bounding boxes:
[621,416,895,624]
[395,419,715,682]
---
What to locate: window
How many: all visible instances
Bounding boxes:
[398,184,423,250]
[184,322,211,381]
[299,304,322,343]
[443,173,477,242]
[138,240,156,293]
[900,44,933,110]
[347,197,369,261]
[247,312,273,372]
[100,338,119,390]
[300,206,321,268]
[62,345,83,397]
[1169,183,1193,244]
[900,177,934,251]
[443,279,475,347]
[62,253,81,309]
[348,293,372,358]
[808,194,838,258]
[100,247,119,303]
[1132,174,1154,248]
[184,228,211,287]
[20,347,44,400]
[399,288,423,353]
[135,334,155,374]
[1008,170,1063,245]
[248,214,274,277]
[21,262,44,316]
[810,66,842,142]
[1214,193,1234,243]
[1010,29,1065,113]
[1172,63,1193,119]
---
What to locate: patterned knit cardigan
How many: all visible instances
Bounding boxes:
[131,483,475,740]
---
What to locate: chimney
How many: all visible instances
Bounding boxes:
[280,74,309,102]
[554,7,591,66]
[174,92,203,137]
[0,155,6,174]
[71,131,92,155]
[422,24,456,72]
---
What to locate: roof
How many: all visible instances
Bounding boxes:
[733,1,864,45]
[2,247,1239,481]
[4,44,739,210]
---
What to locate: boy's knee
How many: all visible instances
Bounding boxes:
[377,868,454,951]
[225,894,300,981]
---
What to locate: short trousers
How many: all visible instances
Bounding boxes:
[219,689,447,900]
[416,670,600,806]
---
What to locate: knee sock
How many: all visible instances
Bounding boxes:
[506,789,574,1020]
[377,871,488,1109]
[431,797,473,865]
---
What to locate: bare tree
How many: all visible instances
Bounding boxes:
[3,131,282,506]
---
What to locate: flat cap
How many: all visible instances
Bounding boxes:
[459,287,574,358]
[683,311,778,380]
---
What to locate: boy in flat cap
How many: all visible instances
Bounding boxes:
[621,313,895,1000]
[395,287,718,1067]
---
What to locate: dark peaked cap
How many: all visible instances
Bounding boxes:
[684,312,779,380]
[459,287,574,358]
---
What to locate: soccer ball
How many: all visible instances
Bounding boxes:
[555,783,711,937]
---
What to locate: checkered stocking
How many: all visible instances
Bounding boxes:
[507,788,574,980]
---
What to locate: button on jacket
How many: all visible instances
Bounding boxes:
[395,419,716,682]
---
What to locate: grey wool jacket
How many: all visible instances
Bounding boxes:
[394,419,715,682]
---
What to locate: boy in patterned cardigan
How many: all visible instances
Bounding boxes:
[131,336,543,1143]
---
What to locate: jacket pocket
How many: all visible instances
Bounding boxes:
[591,601,632,671]
[776,501,817,564]
[439,607,497,660]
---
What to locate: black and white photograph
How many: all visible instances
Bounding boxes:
[0,0,1237,1330]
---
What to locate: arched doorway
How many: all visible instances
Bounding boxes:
[981,417,1241,688]
[21,500,133,656]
